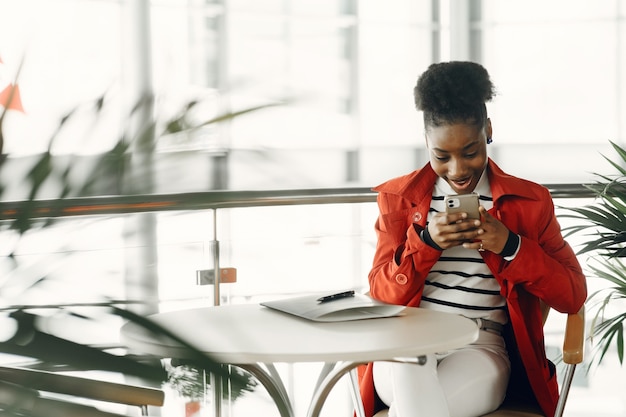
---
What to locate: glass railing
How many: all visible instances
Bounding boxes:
[0,184,593,303]
[0,184,595,308]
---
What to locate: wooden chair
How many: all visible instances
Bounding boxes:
[0,365,164,417]
[368,306,585,417]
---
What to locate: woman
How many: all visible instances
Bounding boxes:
[358,61,586,417]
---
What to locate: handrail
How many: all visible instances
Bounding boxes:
[0,183,594,221]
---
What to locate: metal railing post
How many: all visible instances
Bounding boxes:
[210,208,222,417]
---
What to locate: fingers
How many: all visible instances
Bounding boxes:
[478,205,492,221]
[462,207,509,253]
[463,240,485,251]
[435,211,480,228]
[428,213,482,249]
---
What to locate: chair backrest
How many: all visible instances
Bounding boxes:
[561,306,585,365]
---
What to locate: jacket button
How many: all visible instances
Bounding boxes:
[412,212,422,223]
[396,274,408,285]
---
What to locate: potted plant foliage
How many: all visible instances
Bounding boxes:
[560,140,626,368]
[0,69,278,415]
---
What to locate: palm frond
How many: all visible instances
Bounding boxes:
[606,140,626,177]
[559,141,626,369]
[587,259,626,290]
[583,258,626,367]
[590,315,625,366]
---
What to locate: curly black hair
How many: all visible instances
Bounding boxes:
[414,61,495,128]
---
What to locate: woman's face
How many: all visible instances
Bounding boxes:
[425,120,491,194]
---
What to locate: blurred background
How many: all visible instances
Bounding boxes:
[1,0,625,416]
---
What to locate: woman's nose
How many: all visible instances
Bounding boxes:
[448,158,467,177]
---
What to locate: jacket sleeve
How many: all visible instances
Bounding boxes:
[368,192,442,306]
[488,189,587,314]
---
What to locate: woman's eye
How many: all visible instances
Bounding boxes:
[435,155,449,161]
[464,152,477,159]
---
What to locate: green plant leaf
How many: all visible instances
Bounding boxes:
[1,310,167,382]
[606,141,626,177]
[619,325,625,364]
[111,307,250,394]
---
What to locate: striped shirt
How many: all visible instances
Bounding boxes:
[421,172,508,325]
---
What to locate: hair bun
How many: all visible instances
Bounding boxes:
[414,61,495,126]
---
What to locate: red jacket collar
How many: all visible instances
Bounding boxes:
[372,159,543,204]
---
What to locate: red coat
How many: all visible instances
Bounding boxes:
[359,159,587,417]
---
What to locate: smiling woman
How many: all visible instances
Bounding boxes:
[362,61,587,417]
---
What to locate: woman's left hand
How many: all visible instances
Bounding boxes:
[463,206,510,253]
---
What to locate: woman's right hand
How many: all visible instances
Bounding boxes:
[426,211,482,250]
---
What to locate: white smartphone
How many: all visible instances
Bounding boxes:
[444,193,480,220]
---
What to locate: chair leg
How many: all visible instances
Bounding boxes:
[349,368,366,417]
[314,363,336,393]
[317,363,366,417]
[554,363,576,417]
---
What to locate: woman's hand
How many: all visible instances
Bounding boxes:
[426,206,510,253]
[426,210,482,250]
[462,206,510,253]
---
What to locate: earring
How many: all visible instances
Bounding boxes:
[487,137,493,144]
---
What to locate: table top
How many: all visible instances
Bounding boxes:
[121,304,478,364]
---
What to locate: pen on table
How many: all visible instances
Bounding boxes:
[317,290,355,303]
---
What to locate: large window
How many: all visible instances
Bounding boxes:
[481,0,626,183]
[2,0,624,188]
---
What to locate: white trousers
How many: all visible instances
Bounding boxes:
[373,330,511,417]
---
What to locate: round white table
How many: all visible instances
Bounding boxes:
[121,304,478,417]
